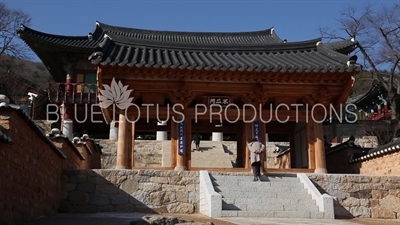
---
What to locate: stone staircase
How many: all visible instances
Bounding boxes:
[191,141,233,168]
[209,173,326,218]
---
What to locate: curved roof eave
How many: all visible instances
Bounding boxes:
[324,38,358,54]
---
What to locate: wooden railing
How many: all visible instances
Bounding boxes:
[48,82,98,105]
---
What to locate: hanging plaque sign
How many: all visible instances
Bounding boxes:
[178,121,185,155]
[208,96,231,107]
[253,121,260,141]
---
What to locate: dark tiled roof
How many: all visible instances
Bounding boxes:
[273,145,290,157]
[17,21,360,75]
[324,38,358,54]
[325,140,361,155]
[0,129,12,143]
[347,79,384,105]
[350,138,400,163]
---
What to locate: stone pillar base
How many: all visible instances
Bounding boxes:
[314,168,328,174]
[212,132,223,141]
[115,166,128,169]
[62,119,73,140]
[174,166,187,171]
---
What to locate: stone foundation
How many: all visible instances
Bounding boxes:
[308,174,400,219]
[60,169,199,214]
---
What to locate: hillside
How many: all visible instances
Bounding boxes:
[0,55,53,90]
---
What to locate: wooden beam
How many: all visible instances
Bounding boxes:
[307,122,315,170]
[97,66,112,124]
[170,121,177,168]
[116,113,128,169]
[335,76,355,109]
[131,120,135,168]
[313,121,327,174]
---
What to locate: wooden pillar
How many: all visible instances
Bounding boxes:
[236,122,244,167]
[314,121,327,174]
[130,121,135,168]
[244,122,252,170]
[307,121,316,170]
[170,121,177,168]
[116,113,129,169]
[259,121,267,172]
[126,120,132,169]
[175,119,187,171]
[185,117,192,169]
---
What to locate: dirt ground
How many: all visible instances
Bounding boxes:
[165,214,400,225]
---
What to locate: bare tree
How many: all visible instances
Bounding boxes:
[0,2,31,59]
[321,3,400,123]
[0,2,32,101]
[358,120,398,145]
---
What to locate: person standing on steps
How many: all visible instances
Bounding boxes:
[248,137,265,181]
[192,132,201,152]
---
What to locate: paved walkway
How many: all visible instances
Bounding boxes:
[23,213,400,225]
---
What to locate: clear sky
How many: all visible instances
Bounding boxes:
[5,0,399,60]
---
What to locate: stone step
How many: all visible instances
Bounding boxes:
[210,172,323,218]
[211,174,299,181]
[213,179,304,187]
[218,191,312,201]
[221,210,325,218]
[222,200,320,211]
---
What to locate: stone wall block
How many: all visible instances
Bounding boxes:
[62,183,76,192]
[359,199,369,207]
[95,184,120,194]
[349,206,370,218]
[68,191,90,206]
[186,184,196,192]
[150,191,176,206]
[108,175,128,185]
[140,183,162,192]
[87,176,111,185]
[131,190,151,205]
[69,174,88,183]
[380,195,400,212]
[175,191,189,203]
[188,191,199,204]
[371,190,388,199]
[389,189,400,198]
[327,175,342,183]
[342,197,360,207]
[387,176,400,183]
[169,176,197,185]
[111,194,129,205]
[120,179,139,194]
[167,202,194,214]
[370,199,379,207]
[349,189,372,199]
[89,194,110,206]
[371,207,397,219]
[76,182,95,193]
[134,176,151,183]
[150,176,169,184]
[162,184,186,192]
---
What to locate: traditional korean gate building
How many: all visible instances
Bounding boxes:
[18,21,360,173]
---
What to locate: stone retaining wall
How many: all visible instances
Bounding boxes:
[100,140,163,169]
[60,169,199,214]
[308,174,400,219]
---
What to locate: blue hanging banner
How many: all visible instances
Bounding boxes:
[178,121,185,155]
[253,121,260,141]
